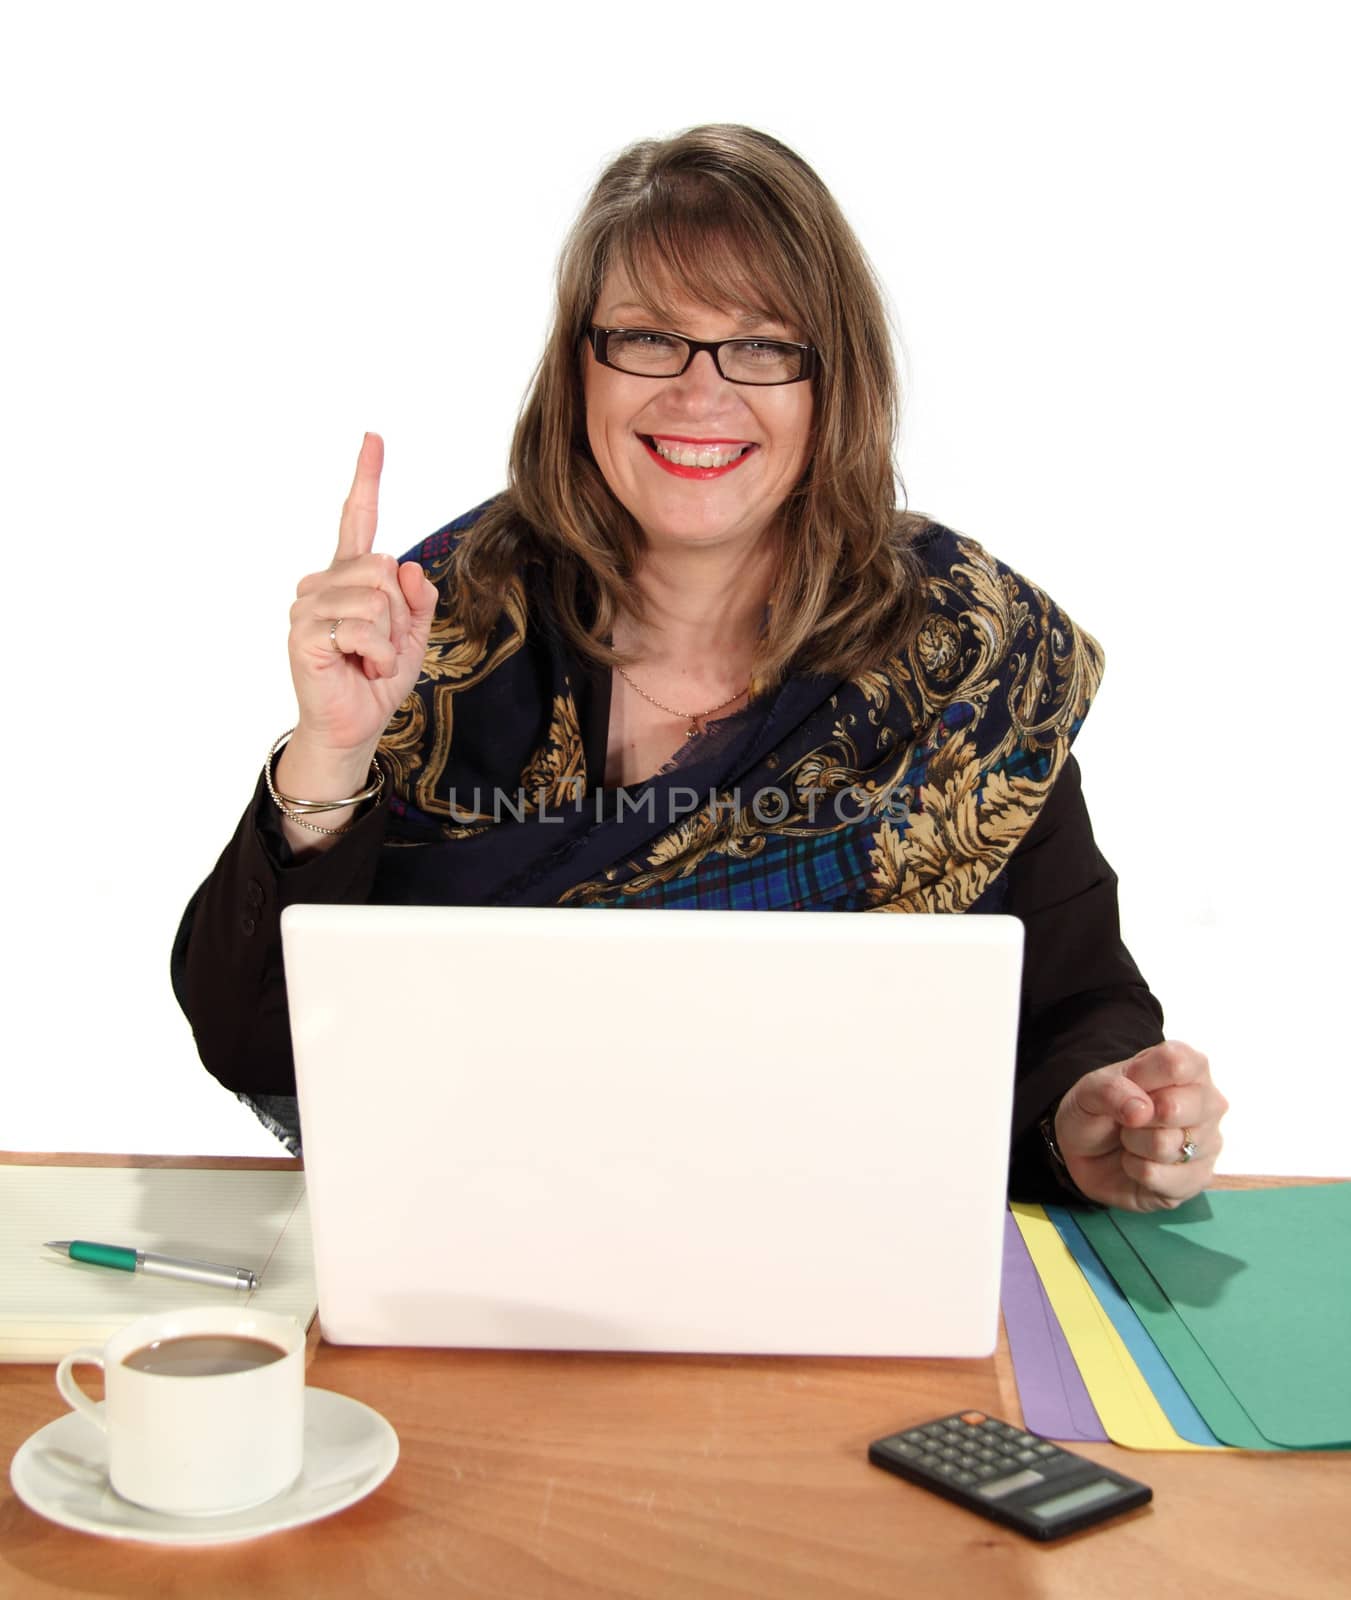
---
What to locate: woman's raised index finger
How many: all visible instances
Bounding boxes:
[335,432,384,561]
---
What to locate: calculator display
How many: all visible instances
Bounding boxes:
[1029,1479,1121,1520]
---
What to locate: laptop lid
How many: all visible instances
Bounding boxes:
[281,904,1023,1357]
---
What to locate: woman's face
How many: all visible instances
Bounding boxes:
[582,265,815,555]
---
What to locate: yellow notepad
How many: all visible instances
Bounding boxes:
[0,1165,315,1362]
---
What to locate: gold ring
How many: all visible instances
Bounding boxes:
[329,618,344,653]
[1178,1127,1199,1164]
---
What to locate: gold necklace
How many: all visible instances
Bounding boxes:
[615,664,750,739]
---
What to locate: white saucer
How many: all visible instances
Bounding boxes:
[10,1386,398,1546]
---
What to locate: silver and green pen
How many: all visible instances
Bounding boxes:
[44,1240,258,1292]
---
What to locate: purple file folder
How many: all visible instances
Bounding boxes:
[1000,1210,1107,1442]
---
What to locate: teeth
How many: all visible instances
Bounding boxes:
[651,439,752,469]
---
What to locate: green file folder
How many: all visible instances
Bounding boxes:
[1104,1184,1351,1449]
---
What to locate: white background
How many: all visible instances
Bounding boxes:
[3,2,1346,1173]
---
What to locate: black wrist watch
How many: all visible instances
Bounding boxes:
[1037,1100,1097,1205]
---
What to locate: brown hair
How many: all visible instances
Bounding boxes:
[455,123,931,685]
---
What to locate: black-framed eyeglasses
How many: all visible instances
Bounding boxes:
[586,326,819,386]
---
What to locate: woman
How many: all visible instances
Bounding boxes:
[173,123,1227,1208]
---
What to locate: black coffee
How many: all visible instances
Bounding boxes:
[122,1334,289,1377]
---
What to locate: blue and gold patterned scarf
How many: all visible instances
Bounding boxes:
[372,507,1102,915]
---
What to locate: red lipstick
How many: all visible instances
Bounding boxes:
[640,436,757,480]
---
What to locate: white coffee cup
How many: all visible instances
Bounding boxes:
[55,1304,305,1516]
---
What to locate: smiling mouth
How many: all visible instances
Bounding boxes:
[641,436,758,477]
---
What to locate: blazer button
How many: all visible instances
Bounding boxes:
[241,916,257,936]
[245,880,265,908]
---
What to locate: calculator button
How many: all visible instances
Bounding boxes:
[954,1471,977,1485]
[973,1465,1001,1481]
[959,1411,987,1426]
[900,1430,928,1444]
[1033,1443,1057,1456]
[888,1441,920,1457]
[1015,1449,1039,1464]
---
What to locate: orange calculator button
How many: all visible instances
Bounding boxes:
[959,1411,987,1425]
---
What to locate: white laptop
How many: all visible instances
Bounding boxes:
[281,905,1023,1358]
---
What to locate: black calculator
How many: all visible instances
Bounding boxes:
[868,1410,1152,1542]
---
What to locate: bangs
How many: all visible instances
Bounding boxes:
[605,182,810,337]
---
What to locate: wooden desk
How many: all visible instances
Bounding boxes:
[2,1157,1345,1599]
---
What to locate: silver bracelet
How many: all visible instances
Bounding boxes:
[265,729,385,834]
